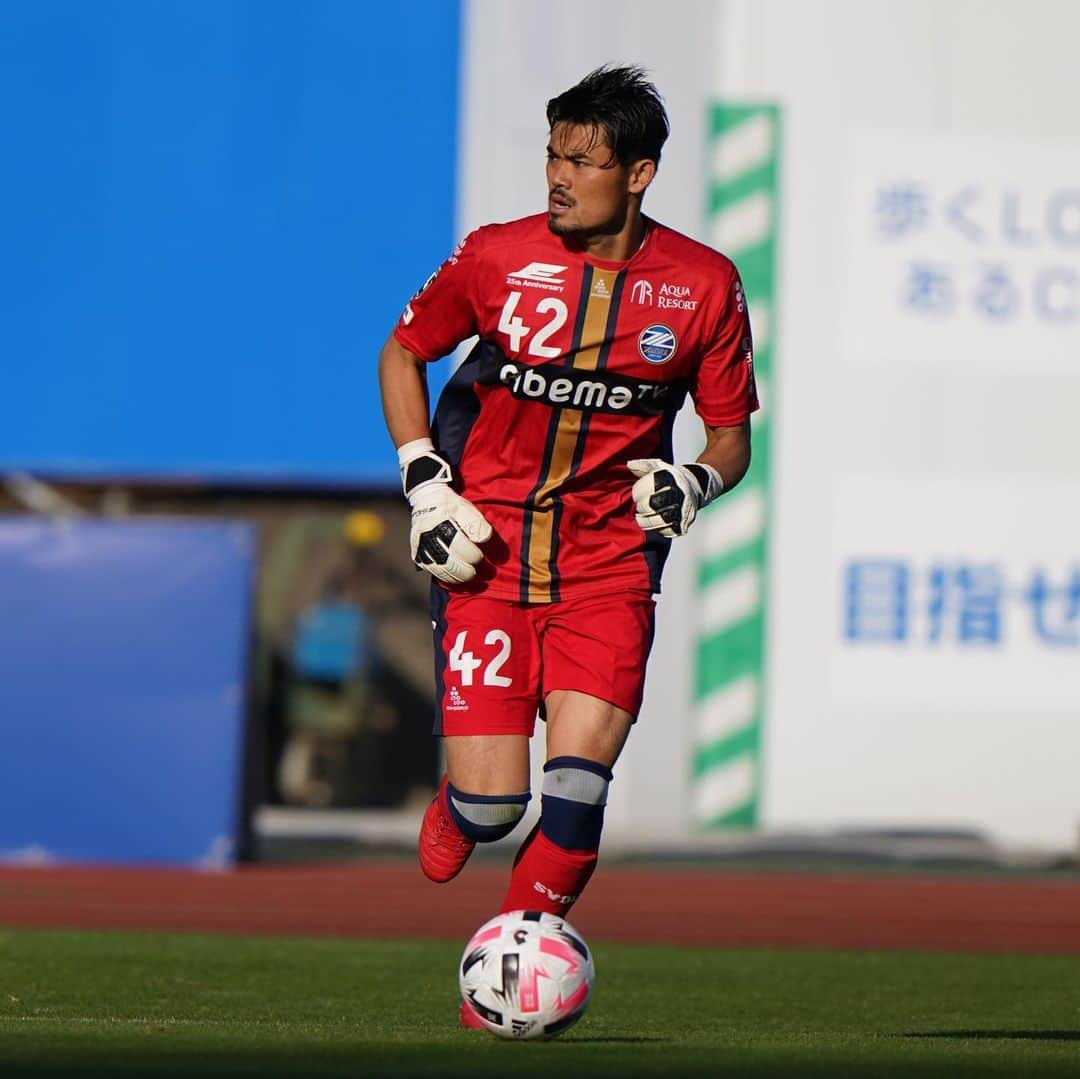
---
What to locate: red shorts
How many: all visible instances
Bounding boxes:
[430,589,656,737]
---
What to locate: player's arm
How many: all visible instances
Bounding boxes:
[378,332,433,448]
[379,331,492,584]
[630,262,757,538]
[697,419,751,489]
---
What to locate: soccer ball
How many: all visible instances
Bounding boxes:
[458,910,595,1040]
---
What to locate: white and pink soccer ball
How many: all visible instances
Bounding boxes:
[458,910,595,1039]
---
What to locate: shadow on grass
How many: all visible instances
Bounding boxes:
[0,1051,677,1079]
[906,1030,1080,1042]
[7,1045,1080,1079]
[563,1036,668,1044]
[6,1036,1080,1079]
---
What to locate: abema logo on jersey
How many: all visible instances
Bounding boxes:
[638,324,677,364]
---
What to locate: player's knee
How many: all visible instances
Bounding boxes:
[539,756,613,851]
[446,784,530,843]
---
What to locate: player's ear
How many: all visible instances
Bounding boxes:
[626,158,656,196]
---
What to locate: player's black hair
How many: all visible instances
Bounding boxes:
[546,65,669,166]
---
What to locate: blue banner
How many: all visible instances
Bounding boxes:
[0,517,255,866]
[0,1,460,486]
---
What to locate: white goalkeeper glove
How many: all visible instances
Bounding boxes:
[399,438,492,584]
[627,458,724,538]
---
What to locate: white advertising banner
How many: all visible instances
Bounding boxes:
[843,135,1080,371]
[812,132,1080,847]
[830,476,1080,710]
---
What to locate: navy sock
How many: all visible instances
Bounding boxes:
[445,783,530,843]
[538,756,612,851]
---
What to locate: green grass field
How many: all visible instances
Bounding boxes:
[1,929,1079,1077]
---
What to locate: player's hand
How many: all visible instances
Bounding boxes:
[400,438,492,584]
[626,458,723,538]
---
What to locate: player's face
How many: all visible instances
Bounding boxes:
[546,123,650,240]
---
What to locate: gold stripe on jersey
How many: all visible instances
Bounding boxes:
[522,266,623,603]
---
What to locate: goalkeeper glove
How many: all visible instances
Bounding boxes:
[399,438,492,584]
[627,458,724,538]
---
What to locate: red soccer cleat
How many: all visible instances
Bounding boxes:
[418,777,475,883]
[459,999,486,1030]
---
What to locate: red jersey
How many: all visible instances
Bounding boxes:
[393,213,757,603]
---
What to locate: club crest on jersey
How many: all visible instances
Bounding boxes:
[638,324,677,364]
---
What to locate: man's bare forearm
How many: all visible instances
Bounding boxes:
[697,420,751,492]
[379,334,433,449]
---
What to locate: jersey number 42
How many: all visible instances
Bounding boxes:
[449,629,513,687]
[498,292,568,358]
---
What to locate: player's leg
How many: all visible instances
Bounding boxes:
[499,592,654,916]
[419,734,531,882]
[499,690,631,914]
[443,732,535,1031]
[420,589,540,883]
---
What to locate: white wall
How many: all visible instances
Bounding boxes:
[461,0,1080,849]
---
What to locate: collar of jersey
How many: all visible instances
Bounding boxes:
[566,216,655,271]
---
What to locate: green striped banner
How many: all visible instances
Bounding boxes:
[692,104,780,828]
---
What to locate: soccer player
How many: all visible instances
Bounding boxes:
[378,65,756,1023]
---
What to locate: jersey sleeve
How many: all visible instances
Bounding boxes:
[392,230,483,362]
[691,267,759,427]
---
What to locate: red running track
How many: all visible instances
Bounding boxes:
[1,861,1079,954]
